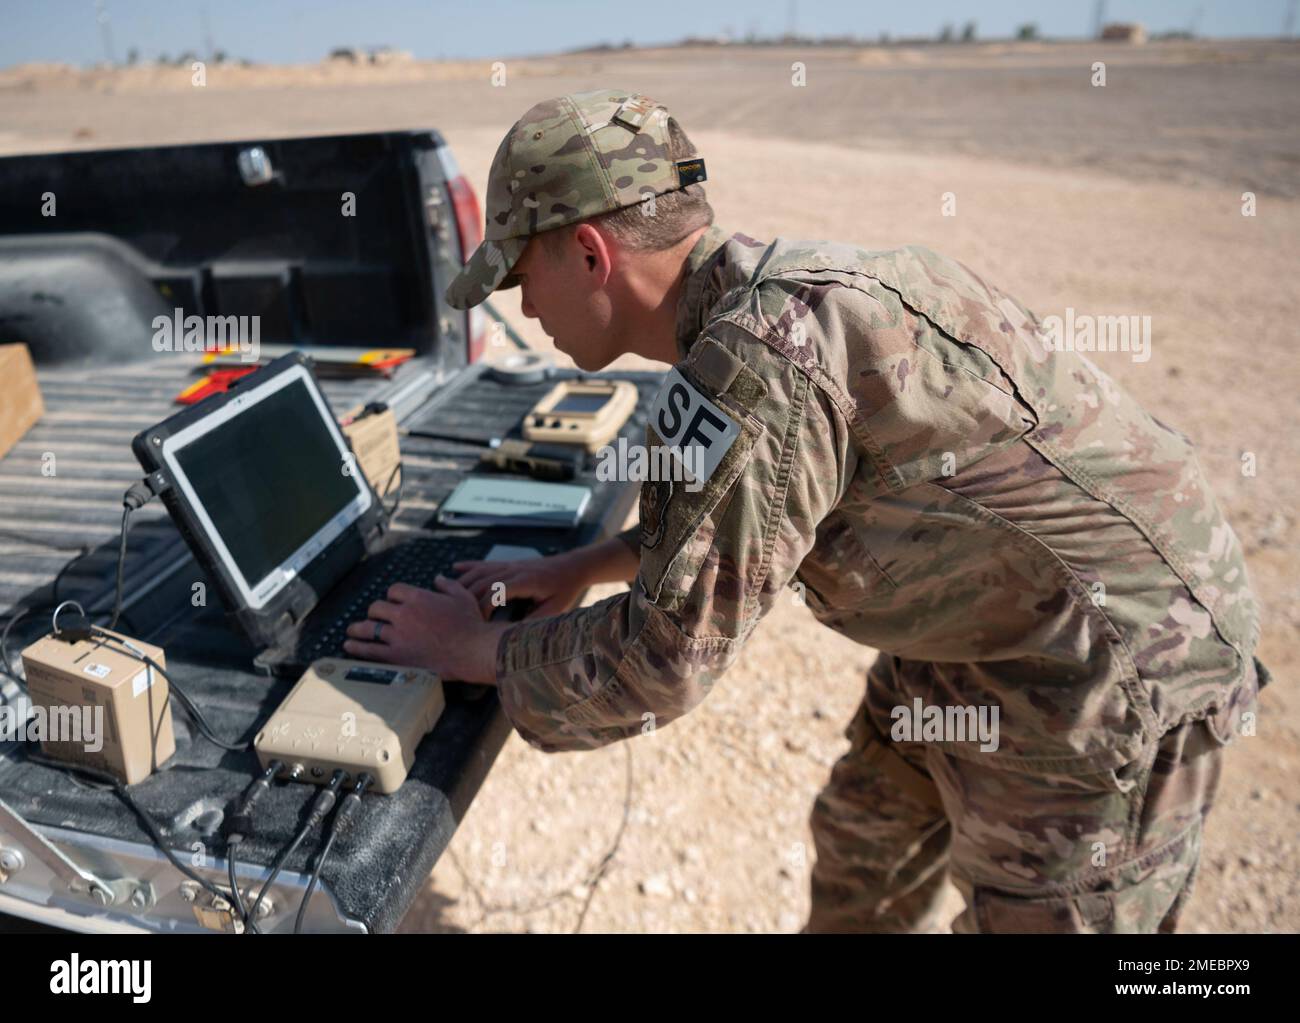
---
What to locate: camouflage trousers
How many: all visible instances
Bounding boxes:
[805,656,1224,933]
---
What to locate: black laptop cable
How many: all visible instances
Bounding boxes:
[222,759,285,933]
[0,533,106,686]
[107,473,168,631]
[294,771,374,934]
[5,472,169,684]
[245,770,347,932]
[382,462,404,520]
[49,604,254,753]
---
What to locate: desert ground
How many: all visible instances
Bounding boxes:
[1,40,1296,932]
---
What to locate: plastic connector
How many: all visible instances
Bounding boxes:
[52,611,94,643]
[222,760,284,841]
[223,812,254,840]
[123,470,172,511]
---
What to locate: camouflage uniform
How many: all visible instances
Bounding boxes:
[446,91,1267,933]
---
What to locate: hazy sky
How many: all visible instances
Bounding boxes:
[3,0,1295,69]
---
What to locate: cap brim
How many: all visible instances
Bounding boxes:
[445,236,530,310]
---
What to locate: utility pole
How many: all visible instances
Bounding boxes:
[93,0,116,65]
[201,5,215,61]
[1092,0,1107,39]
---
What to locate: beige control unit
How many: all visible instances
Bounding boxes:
[20,628,175,785]
[522,379,638,452]
[254,658,444,794]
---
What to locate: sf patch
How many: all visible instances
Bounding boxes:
[648,367,740,485]
[639,476,672,549]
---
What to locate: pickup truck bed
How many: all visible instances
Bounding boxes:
[0,353,657,932]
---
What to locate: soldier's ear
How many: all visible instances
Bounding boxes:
[573,223,613,287]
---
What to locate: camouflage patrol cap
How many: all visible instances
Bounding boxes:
[445,88,706,310]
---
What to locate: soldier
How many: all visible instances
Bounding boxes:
[344,90,1267,933]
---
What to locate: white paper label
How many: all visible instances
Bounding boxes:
[132,667,156,698]
[83,663,111,679]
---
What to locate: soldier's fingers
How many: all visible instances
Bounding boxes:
[386,582,425,603]
[433,573,474,602]
[454,563,505,591]
[366,599,401,623]
[342,638,395,662]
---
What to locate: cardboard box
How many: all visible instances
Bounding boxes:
[21,628,175,785]
[0,343,43,461]
[340,404,401,498]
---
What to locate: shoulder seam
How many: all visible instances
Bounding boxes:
[706,306,905,493]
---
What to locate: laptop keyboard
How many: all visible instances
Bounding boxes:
[293,535,557,663]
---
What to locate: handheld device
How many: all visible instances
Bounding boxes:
[522,379,638,452]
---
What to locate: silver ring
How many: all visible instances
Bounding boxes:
[373,621,384,643]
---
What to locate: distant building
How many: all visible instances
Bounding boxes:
[326,46,414,64]
[367,46,413,65]
[1100,23,1147,43]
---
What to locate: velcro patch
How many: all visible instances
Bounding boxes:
[648,368,740,484]
[675,158,707,187]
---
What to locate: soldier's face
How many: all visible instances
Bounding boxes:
[512,231,621,371]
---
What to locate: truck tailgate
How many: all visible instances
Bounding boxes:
[0,354,657,932]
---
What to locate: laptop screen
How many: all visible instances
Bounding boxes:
[159,364,372,610]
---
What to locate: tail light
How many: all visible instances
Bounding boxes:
[436,146,487,363]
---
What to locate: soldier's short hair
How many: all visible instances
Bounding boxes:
[541,117,714,256]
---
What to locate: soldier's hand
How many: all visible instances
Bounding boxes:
[343,577,507,684]
[451,552,590,619]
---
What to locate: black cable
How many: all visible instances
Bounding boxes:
[26,752,291,934]
[222,760,283,934]
[382,462,403,520]
[1,541,89,683]
[294,773,373,934]
[246,772,346,931]
[228,843,248,928]
[88,628,252,752]
[445,742,636,931]
[573,741,634,934]
[49,544,94,605]
[0,606,35,687]
[108,504,133,632]
[1,599,137,689]
[1,476,153,682]
[144,657,251,753]
[102,477,155,633]
[24,753,230,905]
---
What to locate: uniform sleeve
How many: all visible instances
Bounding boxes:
[614,524,640,555]
[752,256,1039,499]
[494,329,856,752]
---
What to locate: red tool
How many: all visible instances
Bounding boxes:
[174,366,258,405]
